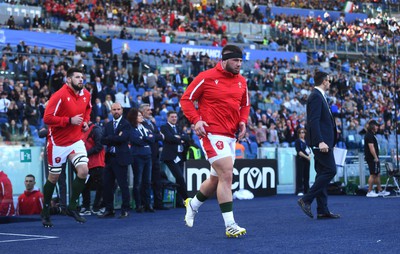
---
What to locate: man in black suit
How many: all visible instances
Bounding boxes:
[298,71,339,219]
[93,77,106,103]
[160,111,190,207]
[140,104,169,210]
[99,102,131,218]
[92,97,108,122]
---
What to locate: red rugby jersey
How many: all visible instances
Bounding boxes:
[44,84,92,146]
[181,62,250,138]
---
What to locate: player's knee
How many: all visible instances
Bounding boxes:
[47,169,61,183]
[76,165,89,179]
[210,175,219,183]
[218,172,232,183]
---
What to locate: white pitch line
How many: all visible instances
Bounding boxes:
[0,232,58,243]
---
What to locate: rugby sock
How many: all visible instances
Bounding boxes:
[190,191,207,211]
[220,202,235,227]
[68,177,86,211]
[42,180,56,216]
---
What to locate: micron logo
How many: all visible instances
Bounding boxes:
[186,167,275,191]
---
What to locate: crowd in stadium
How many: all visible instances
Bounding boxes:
[0,0,398,221]
[0,1,399,156]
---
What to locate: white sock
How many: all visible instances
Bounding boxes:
[222,211,235,227]
[190,196,203,211]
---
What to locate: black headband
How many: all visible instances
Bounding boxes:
[222,52,242,60]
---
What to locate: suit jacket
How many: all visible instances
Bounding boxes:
[142,96,162,112]
[89,68,97,82]
[160,123,189,161]
[93,103,108,120]
[306,88,337,148]
[101,118,132,166]
[142,119,163,160]
[130,125,154,156]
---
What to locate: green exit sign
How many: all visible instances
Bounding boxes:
[20,149,32,163]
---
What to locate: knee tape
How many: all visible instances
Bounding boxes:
[71,154,89,168]
[48,165,62,174]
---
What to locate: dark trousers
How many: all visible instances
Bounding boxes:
[164,160,188,204]
[295,158,310,194]
[103,156,130,212]
[133,155,152,208]
[151,157,163,207]
[82,167,104,209]
[302,150,336,214]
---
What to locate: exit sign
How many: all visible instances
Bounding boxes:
[20,149,32,163]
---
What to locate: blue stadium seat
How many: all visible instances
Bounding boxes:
[159,111,167,120]
[138,87,145,96]
[155,115,166,128]
[245,142,258,159]
[128,83,136,91]
[116,83,126,93]
[192,134,201,148]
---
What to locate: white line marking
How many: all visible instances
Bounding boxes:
[0,233,58,243]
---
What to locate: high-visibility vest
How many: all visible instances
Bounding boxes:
[187,146,201,160]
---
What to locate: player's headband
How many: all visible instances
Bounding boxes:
[222,52,242,61]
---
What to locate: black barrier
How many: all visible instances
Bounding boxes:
[185,159,277,197]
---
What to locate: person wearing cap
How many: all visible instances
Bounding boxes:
[181,44,250,237]
[364,120,390,197]
[297,71,340,220]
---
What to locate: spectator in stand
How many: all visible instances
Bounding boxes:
[17,174,44,215]
[0,170,15,216]
[235,141,245,159]
[2,119,19,142]
[0,90,10,116]
[7,15,16,30]
[24,97,39,127]
[255,121,268,146]
[92,97,108,122]
[20,118,32,145]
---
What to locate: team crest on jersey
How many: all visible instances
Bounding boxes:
[83,97,86,102]
[215,141,224,150]
[67,97,70,101]
[55,157,61,163]
[215,79,219,85]
[238,82,242,88]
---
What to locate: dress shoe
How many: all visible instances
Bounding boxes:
[297,198,313,218]
[98,210,115,218]
[317,212,340,219]
[154,205,169,210]
[118,211,129,219]
[145,205,155,213]
[135,206,144,213]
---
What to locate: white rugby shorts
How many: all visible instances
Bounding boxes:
[47,140,87,167]
[200,133,236,176]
